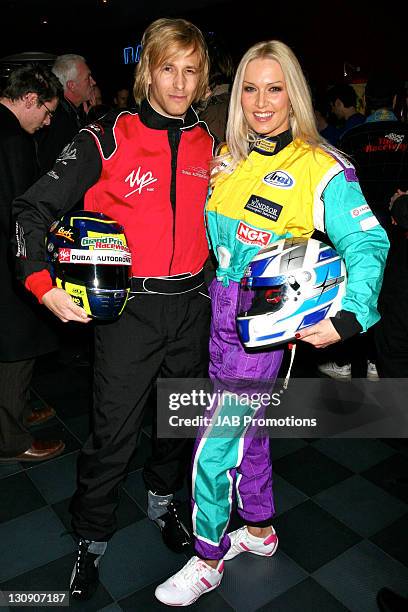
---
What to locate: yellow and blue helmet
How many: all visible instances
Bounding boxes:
[47,210,131,320]
[237,237,347,348]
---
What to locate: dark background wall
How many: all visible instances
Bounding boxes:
[1,0,406,102]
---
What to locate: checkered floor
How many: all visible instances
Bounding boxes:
[1,349,407,612]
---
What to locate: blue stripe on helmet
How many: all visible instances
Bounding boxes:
[236,319,250,343]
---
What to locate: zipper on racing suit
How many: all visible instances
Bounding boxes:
[167,127,182,275]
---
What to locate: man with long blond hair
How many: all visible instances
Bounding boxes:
[13,18,213,600]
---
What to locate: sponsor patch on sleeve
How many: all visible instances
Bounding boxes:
[244,195,283,222]
[56,142,77,163]
[360,216,380,231]
[350,204,370,218]
[236,221,272,247]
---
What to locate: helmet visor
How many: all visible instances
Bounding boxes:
[238,277,288,318]
[59,263,130,290]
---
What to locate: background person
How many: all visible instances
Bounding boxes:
[36,53,96,174]
[86,84,111,121]
[328,83,365,140]
[155,39,389,607]
[313,92,339,145]
[319,73,408,380]
[375,189,408,377]
[113,86,130,109]
[198,34,235,143]
[0,64,64,462]
[338,73,408,230]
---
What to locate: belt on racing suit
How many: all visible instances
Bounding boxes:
[130,269,205,295]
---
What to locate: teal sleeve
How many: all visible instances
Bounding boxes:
[322,172,390,331]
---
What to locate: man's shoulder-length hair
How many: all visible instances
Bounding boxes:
[133,18,209,105]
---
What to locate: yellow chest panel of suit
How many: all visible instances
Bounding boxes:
[208,139,338,238]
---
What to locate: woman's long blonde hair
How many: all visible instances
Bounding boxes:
[221,40,325,172]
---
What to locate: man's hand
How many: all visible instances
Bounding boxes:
[42,288,92,323]
[295,318,341,349]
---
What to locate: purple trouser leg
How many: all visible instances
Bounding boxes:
[236,430,274,526]
[192,280,283,559]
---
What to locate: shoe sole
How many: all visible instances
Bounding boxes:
[318,372,351,381]
[0,444,65,463]
[155,580,222,606]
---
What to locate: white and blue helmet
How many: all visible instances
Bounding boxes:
[236,237,346,349]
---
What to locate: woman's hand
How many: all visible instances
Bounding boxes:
[295,318,341,349]
[42,288,92,323]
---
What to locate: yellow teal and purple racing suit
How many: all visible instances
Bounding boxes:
[192,130,390,559]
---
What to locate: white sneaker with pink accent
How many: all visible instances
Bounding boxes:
[224,526,279,561]
[155,556,224,606]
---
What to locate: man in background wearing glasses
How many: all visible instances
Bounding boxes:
[0,64,64,463]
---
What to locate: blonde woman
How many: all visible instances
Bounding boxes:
[156,40,389,606]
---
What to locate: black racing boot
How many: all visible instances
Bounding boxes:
[155,501,191,553]
[70,538,106,601]
[148,491,191,553]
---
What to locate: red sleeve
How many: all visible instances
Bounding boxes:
[25,269,54,303]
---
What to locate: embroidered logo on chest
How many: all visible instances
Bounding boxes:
[255,140,277,154]
[124,166,157,197]
[181,165,209,180]
[244,195,283,222]
[263,170,295,189]
[236,222,272,247]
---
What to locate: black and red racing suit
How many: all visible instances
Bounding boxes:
[13,99,214,541]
